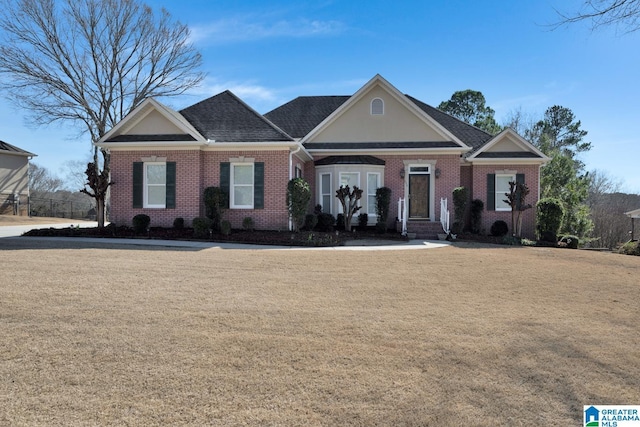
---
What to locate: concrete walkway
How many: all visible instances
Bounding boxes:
[0,222,450,251]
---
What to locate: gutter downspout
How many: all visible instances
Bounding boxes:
[288,144,302,231]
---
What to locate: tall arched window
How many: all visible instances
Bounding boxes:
[371,98,384,115]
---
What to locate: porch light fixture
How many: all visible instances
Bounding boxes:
[400,167,405,179]
[435,168,441,179]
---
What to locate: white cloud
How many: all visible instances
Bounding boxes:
[189,16,346,45]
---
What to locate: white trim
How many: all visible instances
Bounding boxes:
[371,97,384,115]
[495,173,516,211]
[300,74,470,150]
[366,172,381,217]
[466,127,550,164]
[99,98,206,144]
[230,163,254,209]
[338,171,361,214]
[404,161,436,221]
[143,162,167,209]
[318,172,333,214]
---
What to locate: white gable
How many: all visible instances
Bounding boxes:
[467,128,550,164]
[99,98,205,146]
[127,109,185,135]
[307,85,447,143]
[302,75,467,149]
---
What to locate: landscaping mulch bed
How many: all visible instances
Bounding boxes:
[22,225,410,247]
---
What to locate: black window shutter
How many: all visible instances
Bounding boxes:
[166,162,176,209]
[487,174,496,211]
[254,162,264,209]
[220,162,230,208]
[133,162,143,208]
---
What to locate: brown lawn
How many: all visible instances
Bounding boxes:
[0,237,638,426]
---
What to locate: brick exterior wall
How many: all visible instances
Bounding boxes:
[111,149,291,230]
[470,164,540,238]
[110,149,541,236]
[309,154,461,228]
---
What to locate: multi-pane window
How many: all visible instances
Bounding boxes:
[371,98,384,115]
[367,173,380,216]
[338,172,360,213]
[231,164,254,208]
[320,173,332,213]
[495,174,515,211]
[144,163,166,208]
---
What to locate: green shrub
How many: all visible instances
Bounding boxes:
[452,186,468,225]
[619,240,640,256]
[220,220,232,236]
[559,235,579,249]
[173,217,185,229]
[451,221,463,235]
[375,187,392,224]
[358,213,369,228]
[336,213,345,230]
[316,213,335,232]
[242,217,254,231]
[304,214,318,231]
[536,198,564,242]
[132,214,150,233]
[490,220,509,237]
[375,221,387,234]
[287,178,311,232]
[470,199,484,234]
[192,217,213,238]
[203,187,228,231]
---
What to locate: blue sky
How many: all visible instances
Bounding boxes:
[1,0,639,192]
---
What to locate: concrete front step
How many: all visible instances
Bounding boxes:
[405,221,444,240]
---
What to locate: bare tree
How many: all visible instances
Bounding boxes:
[587,169,640,248]
[0,0,204,226]
[29,163,63,195]
[554,0,640,33]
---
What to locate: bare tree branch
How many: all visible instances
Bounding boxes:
[553,0,640,33]
[0,0,205,226]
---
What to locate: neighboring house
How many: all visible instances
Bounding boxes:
[98,75,549,238]
[0,140,36,215]
[625,208,640,240]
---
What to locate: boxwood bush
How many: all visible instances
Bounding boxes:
[132,214,150,234]
[490,220,509,237]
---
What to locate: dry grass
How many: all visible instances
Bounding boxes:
[1,238,639,426]
[0,215,93,225]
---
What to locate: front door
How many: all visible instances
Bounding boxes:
[409,174,430,218]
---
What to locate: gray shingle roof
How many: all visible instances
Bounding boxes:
[404,95,493,153]
[474,151,542,159]
[106,134,196,142]
[314,155,385,166]
[304,141,461,150]
[265,94,495,152]
[0,140,35,156]
[264,96,350,139]
[180,90,293,143]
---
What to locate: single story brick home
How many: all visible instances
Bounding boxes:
[1,140,35,215]
[98,75,549,238]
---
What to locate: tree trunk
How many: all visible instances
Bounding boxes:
[96,197,105,227]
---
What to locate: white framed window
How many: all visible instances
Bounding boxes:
[371,98,384,115]
[496,174,515,211]
[320,173,332,213]
[231,163,254,209]
[144,162,166,208]
[338,172,360,213]
[295,166,303,178]
[367,172,380,216]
